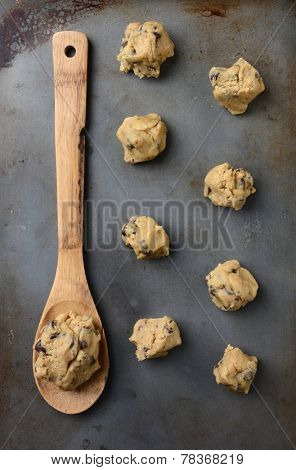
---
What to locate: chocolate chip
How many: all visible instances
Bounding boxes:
[240,178,245,189]
[127,143,135,151]
[153,32,161,40]
[122,40,128,47]
[207,187,212,195]
[79,340,88,350]
[243,371,254,382]
[210,72,220,81]
[232,269,237,273]
[51,320,57,328]
[210,287,216,296]
[35,340,46,354]
[50,332,60,340]
[140,249,153,256]
[143,346,150,352]
[121,224,127,236]
[90,356,96,365]
[164,326,174,334]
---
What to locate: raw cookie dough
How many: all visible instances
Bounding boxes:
[214,345,258,394]
[206,260,258,311]
[116,113,167,164]
[122,215,170,259]
[34,311,101,391]
[129,316,182,361]
[204,162,256,210]
[117,21,174,79]
[209,57,265,115]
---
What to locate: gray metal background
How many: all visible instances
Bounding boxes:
[0,0,295,450]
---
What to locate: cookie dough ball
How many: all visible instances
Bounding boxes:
[204,162,256,210]
[206,260,258,311]
[214,345,258,394]
[117,21,174,79]
[122,215,170,259]
[129,316,182,361]
[117,113,167,164]
[209,58,265,115]
[34,311,101,391]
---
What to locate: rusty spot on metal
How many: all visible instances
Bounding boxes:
[0,0,122,68]
[182,1,228,17]
[190,178,199,188]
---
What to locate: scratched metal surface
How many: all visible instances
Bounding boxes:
[0,0,295,450]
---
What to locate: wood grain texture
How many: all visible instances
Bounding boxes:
[32,31,109,414]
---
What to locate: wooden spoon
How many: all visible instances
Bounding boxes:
[32,31,109,414]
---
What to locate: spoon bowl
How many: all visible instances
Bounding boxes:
[33,298,109,414]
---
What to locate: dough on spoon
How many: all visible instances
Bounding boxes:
[129,316,182,361]
[116,113,167,164]
[206,260,258,311]
[122,215,170,259]
[117,21,174,79]
[34,311,101,391]
[209,57,265,115]
[214,345,258,394]
[204,162,256,210]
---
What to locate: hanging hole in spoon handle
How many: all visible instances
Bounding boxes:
[64,45,76,58]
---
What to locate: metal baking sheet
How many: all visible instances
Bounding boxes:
[0,0,295,450]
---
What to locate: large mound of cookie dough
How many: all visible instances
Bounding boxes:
[34,311,101,391]
[117,21,174,79]
[204,162,256,210]
[122,215,170,259]
[209,57,265,114]
[117,113,167,164]
[129,316,182,361]
[214,345,258,394]
[206,260,258,311]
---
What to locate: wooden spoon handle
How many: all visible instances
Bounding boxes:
[53,31,88,252]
